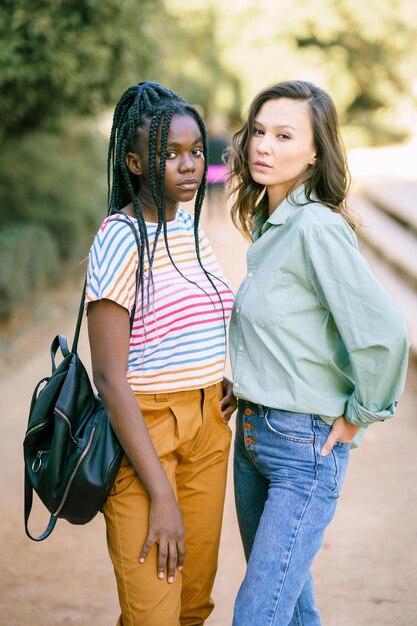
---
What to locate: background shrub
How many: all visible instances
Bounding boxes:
[0,223,59,323]
[0,121,107,323]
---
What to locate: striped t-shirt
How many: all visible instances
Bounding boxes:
[86,208,234,393]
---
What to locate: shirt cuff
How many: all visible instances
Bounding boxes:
[345,394,398,426]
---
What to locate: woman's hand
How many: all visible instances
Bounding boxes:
[139,492,186,583]
[220,376,237,421]
[321,415,360,456]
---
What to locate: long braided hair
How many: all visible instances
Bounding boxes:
[107,81,227,347]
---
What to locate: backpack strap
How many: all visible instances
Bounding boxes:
[24,467,57,541]
[71,214,141,354]
[108,215,142,334]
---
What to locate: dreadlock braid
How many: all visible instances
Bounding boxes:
[148,110,164,214]
[106,81,228,349]
[157,103,176,221]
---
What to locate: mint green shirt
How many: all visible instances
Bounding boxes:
[230,186,409,440]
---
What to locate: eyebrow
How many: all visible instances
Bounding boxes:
[166,137,203,148]
[253,119,296,131]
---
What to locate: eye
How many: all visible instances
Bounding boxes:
[253,128,264,135]
[278,133,290,140]
[165,150,177,159]
[192,147,204,157]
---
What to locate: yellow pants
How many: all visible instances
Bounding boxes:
[102,383,232,626]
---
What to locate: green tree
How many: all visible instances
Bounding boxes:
[213,0,417,141]
[161,3,242,120]
[293,0,417,124]
[0,0,163,137]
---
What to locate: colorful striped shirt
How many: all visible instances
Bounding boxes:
[86,208,233,393]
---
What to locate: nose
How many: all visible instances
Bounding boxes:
[257,134,272,155]
[179,152,195,172]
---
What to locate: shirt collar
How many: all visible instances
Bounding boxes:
[252,185,310,239]
[267,185,310,226]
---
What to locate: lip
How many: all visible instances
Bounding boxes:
[177,179,199,190]
[253,160,272,169]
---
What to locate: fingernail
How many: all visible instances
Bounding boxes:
[158,572,164,579]
[177,565,183,571]
[321,448,329,457]
[168,576,174,583]
[139,557,145,563]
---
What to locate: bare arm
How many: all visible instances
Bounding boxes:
[87,298,185,582]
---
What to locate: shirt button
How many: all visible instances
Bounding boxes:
[248,272,253,278]
[236,307,240,314]
[235,382,240,389]
[239,345,244,351]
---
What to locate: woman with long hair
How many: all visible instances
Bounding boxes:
[227,80,409,625]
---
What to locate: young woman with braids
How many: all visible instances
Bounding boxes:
[85,82,235,626]
[227,81,409,625]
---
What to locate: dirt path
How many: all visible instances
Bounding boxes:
[1,206,416,626]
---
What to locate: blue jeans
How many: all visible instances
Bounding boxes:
[233,401,350,626]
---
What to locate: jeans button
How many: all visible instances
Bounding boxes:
[244,407,253,416]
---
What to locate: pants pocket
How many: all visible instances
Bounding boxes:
[108,454,138,497]
[264,409,315,444]
[313,419,350,496]
[329,444,350,496]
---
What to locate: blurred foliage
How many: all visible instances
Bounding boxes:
[0,120,107,253]
[0,224,59,323]
[0,0,164,138]
[0,122,107,322]
[213,0,417,144]
[291,0,417,129]
[0,0,242,138]
[160,3,242,120]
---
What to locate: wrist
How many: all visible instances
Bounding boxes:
[149,481,176,502]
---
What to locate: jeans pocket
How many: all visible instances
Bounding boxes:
[330,444,350,496]
[264,409,315,445]
[313,418,350,496]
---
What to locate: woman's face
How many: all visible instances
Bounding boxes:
[126,113,205,219]
[162,114,205,205]
[248,97,316,202]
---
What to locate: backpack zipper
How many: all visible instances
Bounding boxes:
[53,426,96,516]
[32,450,45,472]
[25,418,49,438]
[54,406,78,444]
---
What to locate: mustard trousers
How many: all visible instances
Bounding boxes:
[102,383,232,626]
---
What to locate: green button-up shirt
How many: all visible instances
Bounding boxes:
[230,186,409,442]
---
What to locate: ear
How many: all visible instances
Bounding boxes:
[125,152,142,176]
[308,149,317,166]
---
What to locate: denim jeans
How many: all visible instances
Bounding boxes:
[233,401,350,626]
